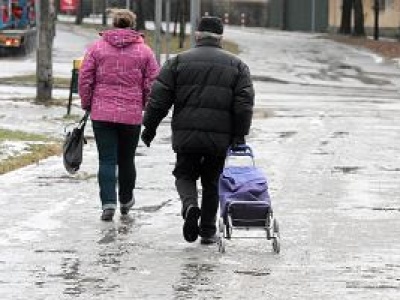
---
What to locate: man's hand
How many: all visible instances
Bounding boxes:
[141,128,156,147]
[231,136,245,150]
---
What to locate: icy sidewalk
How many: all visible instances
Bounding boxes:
[1,23,400,299]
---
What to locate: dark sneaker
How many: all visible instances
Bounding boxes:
[101,209,115,222]
[200,234,218,245]
[183,205,201,243]
[120,198,135,215]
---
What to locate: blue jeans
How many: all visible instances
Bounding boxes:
[92,121,141,210]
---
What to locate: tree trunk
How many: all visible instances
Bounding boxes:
[281,0,287,30]
[339,0,353,34]
[373,0,380,40]
[102,0,107,26]
[353,0,365,36]
[173,0,179,36]
[75,0,84,25]
[36,0,55,103]
[135,0,146,30]
[179,0,186,48]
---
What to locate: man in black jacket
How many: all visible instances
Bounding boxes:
[142,16,254,244]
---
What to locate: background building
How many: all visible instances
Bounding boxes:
[329,0,400,37]
[268,0,329,32]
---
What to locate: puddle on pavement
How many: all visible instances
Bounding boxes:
[173,262,219,298]
[234,269,271,277]
[253,107,274,119]
[332,166,362,174]
[37,173,96,183]
[159,136,173,144]
[371,207,400,212]
[311,62,393,86]
[251,75,289,84]
[35,249,77,254]
[343,264,400,291]
[98,228,118,244]
[98,215,139,244]
[32,250,112,296]
[135,199,173,213]
[379,167,400,172]
[319,140,329,146]
[331,131,349,138]
[277,131,297,139]
[340,206,400,213]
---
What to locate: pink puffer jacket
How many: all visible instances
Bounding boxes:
[78,29,159,125]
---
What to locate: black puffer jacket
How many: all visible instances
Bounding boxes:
[143,38,254,156]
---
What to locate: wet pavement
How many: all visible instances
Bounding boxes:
[1,24,400,299]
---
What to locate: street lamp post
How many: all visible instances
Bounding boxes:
[373,0,379,40]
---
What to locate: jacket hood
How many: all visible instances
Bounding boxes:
[101,29,144,48]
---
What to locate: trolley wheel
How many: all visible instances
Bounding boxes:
[273,218,280,235]
[272,219,281,253]
[265,212,273,240]
[219,218,224,234]
[272,237,280,254]
[218,236,225,253]
[226,215,233,239]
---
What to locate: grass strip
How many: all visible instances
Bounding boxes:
[0,128,51,142]
[0,143,62,175]
[0,75,71,88]
[0,128,62,174]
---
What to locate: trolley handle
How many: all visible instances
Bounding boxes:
[227,144,254,158]
[226,144,255,166]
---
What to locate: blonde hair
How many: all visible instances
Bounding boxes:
[111,9,136,29]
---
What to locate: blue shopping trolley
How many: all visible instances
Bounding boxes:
[217,144,280,253]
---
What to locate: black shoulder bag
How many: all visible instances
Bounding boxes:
[63,111,90,174]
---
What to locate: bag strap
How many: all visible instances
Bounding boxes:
[77,110,90,130]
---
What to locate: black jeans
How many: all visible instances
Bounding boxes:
[173,153,226,237]
[92,120,141,210]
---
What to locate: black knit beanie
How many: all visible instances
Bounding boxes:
[197,16,224,35]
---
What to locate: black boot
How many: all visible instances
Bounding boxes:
[175,179,198,218]
[120,197,135,215]
[183,205,201,243]
[101,209,115,221]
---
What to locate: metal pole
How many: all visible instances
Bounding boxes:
[311,0,316,32]
[190,0,200,48]
[102,0,107,26]
[165,0,171,60]
[373,0,379,40]
[155,0,162,64]
[35,0,40,38]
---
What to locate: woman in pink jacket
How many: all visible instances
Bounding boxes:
[79,9,159,221]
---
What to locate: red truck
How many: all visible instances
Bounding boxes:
[0,0,37,55]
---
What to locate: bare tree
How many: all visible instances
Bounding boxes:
[339,0,353,34]
[75,0,84,25]
[339,0,365,36]
[353,0,365,36]
[135,0,146,30]
[373,0,380,40]
[36,0,56,103]
[179,0,187,48]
